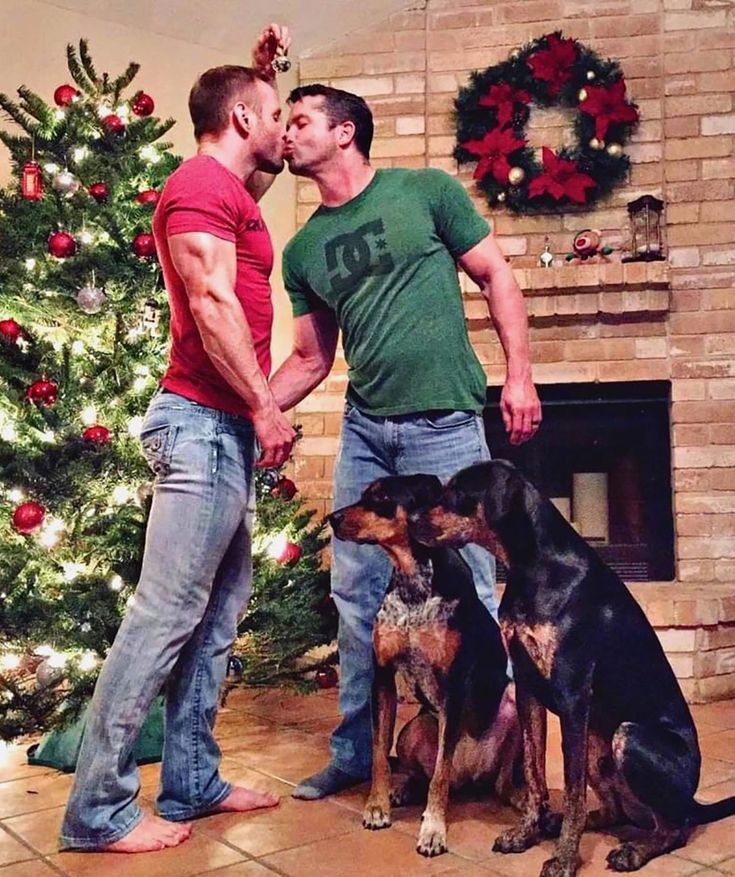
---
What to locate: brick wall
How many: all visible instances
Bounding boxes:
[290,0,735,697]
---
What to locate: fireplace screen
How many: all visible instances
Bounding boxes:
[484,381,675,582]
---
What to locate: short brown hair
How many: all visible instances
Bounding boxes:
[189,65,270,140]
[288,84,374,159]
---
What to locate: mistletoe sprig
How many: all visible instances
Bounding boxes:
[454,32,640,214]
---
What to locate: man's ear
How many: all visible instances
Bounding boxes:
[336,120,356,149]
[232,101,253,137]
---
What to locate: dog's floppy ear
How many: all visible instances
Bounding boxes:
[404,473,443,513]
[482,460,530,526]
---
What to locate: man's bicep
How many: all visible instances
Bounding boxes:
[168,232,236,297]
[457,233,507,289]
[294,310,339,364]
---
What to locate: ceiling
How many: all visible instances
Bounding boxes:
[36,0,417,58]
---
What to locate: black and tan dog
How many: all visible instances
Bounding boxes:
[410,459,735,876]
[329,474,521,857]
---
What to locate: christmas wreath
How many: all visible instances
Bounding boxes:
[454,32,640,214]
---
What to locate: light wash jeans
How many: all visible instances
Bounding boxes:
[329,403,497,778]
[59,390,256,849]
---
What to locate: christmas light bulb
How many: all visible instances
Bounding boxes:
[9,488,24,503]
[109,574,124,591]
[116,104,130,119]
[0,654,21,671]
[40,430,56,443]
[24,258,36,271]
[79,229,94,245]
[127,416,143,437]
[54,109,66,121]
[81,405,97,426]
[34,645,54,657]
[62,562,86,582]
[134,365,150,376]
[72,146,89,162]
[267,532,289,561]
[1,425,17,441]
[79,652,97,672]
[139,145,161,164]
[132,377,148,392]
[111,485,131,505]
[47,652,68,669]
[71,341,85,355]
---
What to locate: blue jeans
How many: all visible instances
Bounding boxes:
[329,404,496,777]
[60,391,256,849]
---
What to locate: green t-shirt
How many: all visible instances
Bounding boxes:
[283,168,489,416]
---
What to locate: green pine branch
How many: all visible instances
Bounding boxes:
[66,42,97,95]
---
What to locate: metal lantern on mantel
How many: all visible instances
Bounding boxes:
[623,195,665,262]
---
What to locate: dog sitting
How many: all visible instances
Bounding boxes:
[328,474,521,858]
[410,459,735,876]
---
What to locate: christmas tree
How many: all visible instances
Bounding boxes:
[0,40,336,741]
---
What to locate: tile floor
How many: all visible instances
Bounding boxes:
[2,688,735,876]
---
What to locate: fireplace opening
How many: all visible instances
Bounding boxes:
[484,380,675,582]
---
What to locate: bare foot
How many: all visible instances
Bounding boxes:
[212,785,280,813]
[100,811,192,853]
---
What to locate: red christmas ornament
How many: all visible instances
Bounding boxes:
[53,84,80,107]
[478,83,531,128]
[21,162,43,200]
[88,182,109,203]
[462,127,527,184]
[102,114,125,134]
[132,92,155,117]
[82,424,111,444]
[315,666,338,689]
[26,377,59,407]
[526,33,578,97]
[271,477,297,500]
[528,147,597,205]
[135,189,160,206]
[276,542,302,565]
[12,501,46,535]
[132,233,156,259]
[579,79,639,142]
[47,231,77,259]
[0,319,23,344]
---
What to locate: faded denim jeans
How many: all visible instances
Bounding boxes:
[329,403,497,778]
[60,390,256,849]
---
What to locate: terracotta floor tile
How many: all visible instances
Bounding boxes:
[691,702,735,731]
[261,826,474,877]
[214,763,294,799]
[672,816,735,867]
[0,745,55,785]
[714,856,735,874]
[197,796,359,856]
[699,758,735,790]
[1,807,64,856]
[0,863,62,877]
[0,828,34,867]
[205,863,285,877]
[0,773,73,819]
[700,731,735,764]
[227,689,340,726]
[49,831,245,877]
[229,729,330,784]
[697,778,735,803]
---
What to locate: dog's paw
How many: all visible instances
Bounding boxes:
[539,855,579,877]
[606,843,645,872]
[362,800,391,830]
[493,824,539,854]
[416,814,447,857]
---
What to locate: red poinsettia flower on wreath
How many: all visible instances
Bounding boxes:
[579,78,639,141]
[526,33,577,96]
[528,147,597,204]
[478,82,531,128]
[462,128,527,184]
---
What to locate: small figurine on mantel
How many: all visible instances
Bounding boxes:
[565,229,613,263]
[539,235,554,268]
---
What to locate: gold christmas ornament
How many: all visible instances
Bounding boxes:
[578,88,588,102]
[587,70,596,81]
[606,142,623,157]
[589,138,605,151]
[508,166,526,186]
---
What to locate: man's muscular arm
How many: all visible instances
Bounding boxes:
[270,310,339,412]
[168,231,295,467]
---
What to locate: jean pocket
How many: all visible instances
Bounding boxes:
[421,410,475,430]
[140,424,178,477]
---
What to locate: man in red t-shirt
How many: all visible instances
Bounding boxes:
[60,25,294,854]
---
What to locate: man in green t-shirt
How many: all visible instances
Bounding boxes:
[269,84,541,800]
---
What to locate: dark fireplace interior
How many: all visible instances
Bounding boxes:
[484,380,675,582]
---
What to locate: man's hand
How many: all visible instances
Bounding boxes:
[501,376,541,446]
[251,402,296,469]
[251,23,291,78]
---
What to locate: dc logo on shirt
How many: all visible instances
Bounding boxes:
[324,219,395,294]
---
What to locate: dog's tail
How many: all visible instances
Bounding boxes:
[690,795,735,826]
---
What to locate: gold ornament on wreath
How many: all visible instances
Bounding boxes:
[454,31,640,214]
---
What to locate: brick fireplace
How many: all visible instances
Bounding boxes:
[289,0,735,701]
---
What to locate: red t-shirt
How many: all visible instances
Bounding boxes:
[153,154,274,418]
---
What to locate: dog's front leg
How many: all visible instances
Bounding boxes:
[363,661,397,831]
[416,695,457,857]
[494,683,551,854]
[539,693,591,877]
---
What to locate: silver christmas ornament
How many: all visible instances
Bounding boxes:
[76,285,107,314]
[540,238,554,268]
[271,48,291,73]
[36,659,64,688]
[52,169,81,197]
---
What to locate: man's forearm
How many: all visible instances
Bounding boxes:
[481,263,533,381]
[270,352,332,412]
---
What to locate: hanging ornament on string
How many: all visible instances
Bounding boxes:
[21,136,43,201]
[131,91,155,116]
[135,189,160,206]
[139,298,162,334]
[53,84,80,107]
[76,273,107,314]
[271,46,291,74]
[132,233,156,259]
[226,654,244,682]
[0,319,23,344]
[36,658,64,688]
[82,424,111,444]
[88,182,109,203]
[539,235,555,268]
[26,377,59,407]
[102,114,125,135]
[271,477,297,500]
[315,666,338,689]
[52,169,81,198]
[277,542,302,565]
[48,230,77,258]
[12,501,46,534]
